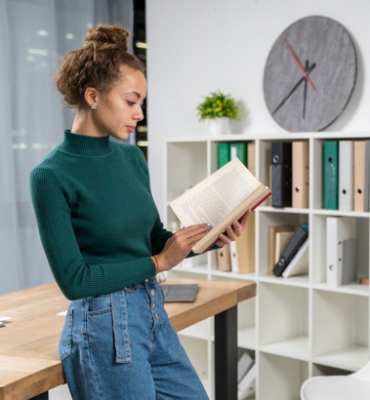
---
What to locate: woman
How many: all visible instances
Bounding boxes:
[30,24,250,400]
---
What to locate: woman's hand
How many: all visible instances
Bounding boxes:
[154,224,210,273]
[215,209,252,247]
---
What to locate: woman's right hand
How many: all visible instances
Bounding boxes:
[154,224,210,273]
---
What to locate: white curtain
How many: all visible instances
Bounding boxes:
[0,0,133,295]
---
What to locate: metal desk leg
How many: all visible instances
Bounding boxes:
[29,392,49,400]
[214,305,237,400]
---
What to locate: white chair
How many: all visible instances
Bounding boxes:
[300,360,370,400]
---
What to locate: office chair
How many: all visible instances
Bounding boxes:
[300,359,370,400]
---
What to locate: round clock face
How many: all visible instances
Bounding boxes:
[263,16,357,132]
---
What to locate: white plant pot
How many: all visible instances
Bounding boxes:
[206,117,230,135]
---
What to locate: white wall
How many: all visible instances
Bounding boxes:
[146,0,370,214]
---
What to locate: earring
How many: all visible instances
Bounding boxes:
[91,103,97,110]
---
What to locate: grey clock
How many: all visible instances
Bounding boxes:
[263,15,357,132]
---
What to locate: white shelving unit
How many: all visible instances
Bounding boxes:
[164,133,370,400]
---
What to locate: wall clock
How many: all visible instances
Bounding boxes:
[263,15,357,132]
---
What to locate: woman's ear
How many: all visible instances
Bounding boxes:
[84,87,98,109]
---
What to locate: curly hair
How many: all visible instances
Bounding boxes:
[56,25,145,109]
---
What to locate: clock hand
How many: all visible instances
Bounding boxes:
[273,62,316,115]
[281,35,316,91]
[303,60,309,119]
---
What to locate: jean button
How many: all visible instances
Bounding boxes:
[151,289,156,296]
[155,313,160,319]
[152,303,156,309]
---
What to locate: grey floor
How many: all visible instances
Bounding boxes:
[50,385,72,400]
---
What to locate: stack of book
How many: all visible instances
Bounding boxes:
[271,224,309,278]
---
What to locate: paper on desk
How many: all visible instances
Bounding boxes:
[57,311,67,316]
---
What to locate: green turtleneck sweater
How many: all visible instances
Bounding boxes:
[30,130,173,300]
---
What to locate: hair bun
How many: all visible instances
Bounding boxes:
[84,24,130,52]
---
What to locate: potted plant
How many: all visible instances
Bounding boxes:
[197,91,241,134]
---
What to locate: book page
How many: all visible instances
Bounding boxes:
[169,158,261,227]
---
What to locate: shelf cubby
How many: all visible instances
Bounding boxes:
[312,289,369,371]
[258,352,308,400]
[258,282,309,360]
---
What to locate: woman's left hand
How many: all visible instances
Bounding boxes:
[215,209,252,247]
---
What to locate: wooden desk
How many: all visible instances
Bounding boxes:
[0,278,256,400]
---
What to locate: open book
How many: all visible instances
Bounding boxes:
[168,157,271,254]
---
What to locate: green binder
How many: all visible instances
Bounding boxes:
[230,142,247,166]
[323,140,339,209]
[218,143,230,168]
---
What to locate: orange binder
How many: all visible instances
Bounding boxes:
[292,141,309,208]
[354,140,366,212]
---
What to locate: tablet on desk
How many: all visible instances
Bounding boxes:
[161,284,199,303]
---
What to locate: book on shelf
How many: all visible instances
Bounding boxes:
[282,238,309,278]
[238,362,256,399]
[273,224,309,277]
[274,230,295,265]
[268,225,295,275]
[230,212,256,274]
[168,157,271,254]
[237,351,254,384]
[230,142,247,165]
[326,216,357,287]
[218,142,230,168]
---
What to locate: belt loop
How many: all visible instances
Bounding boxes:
[110,290,131,363]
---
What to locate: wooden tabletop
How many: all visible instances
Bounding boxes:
[0,278,256,400]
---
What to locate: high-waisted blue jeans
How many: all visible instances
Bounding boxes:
[59,277,210,400]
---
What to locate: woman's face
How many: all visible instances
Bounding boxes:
[91,67,147,140]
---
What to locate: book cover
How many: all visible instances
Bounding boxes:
[218,143,230,168]
[268,225,295,275]
[168,157,271,254]
[230,143,247,166]
[323,140,339,210]
[237,352,254,384]
[237,362,256,399]
[282,238,309,278]
[273,224,309,277]
[274,231,295,265]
